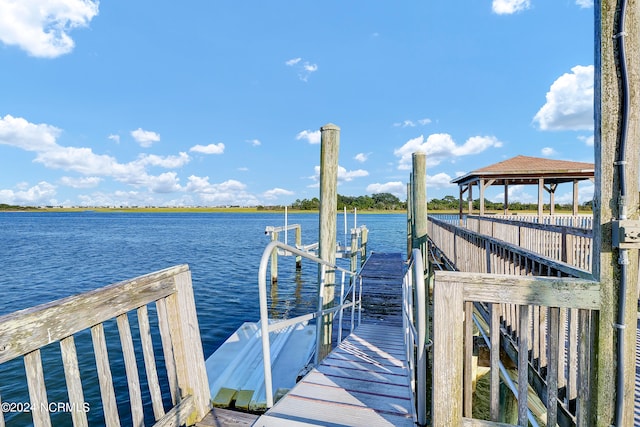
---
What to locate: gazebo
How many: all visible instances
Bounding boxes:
[450,155,595,218]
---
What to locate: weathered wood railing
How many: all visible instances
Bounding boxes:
[427,216,597,425]
[0,264,211,427]
[490,214,593,229]
[428,216,592,279]
[432,271,600,426]
[463,215,593,272]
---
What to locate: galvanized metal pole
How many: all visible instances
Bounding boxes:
[317,123,340,361]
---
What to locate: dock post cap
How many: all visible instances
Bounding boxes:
[321,123,340,131]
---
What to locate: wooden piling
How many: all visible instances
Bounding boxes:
[360,227,368,267]
[317,123,340,361]
[593,1,640,425]
[411,152,427,257]
[295,226,302,270]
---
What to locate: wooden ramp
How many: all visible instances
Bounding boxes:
[359,252,405,325]
[254,323,415,426]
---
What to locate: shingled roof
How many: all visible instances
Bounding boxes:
[451,155,594,186]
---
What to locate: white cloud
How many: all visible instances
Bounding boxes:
[310,165,369,184]
[263,188,294,200]
[296,130,321,144]
[247,139,261,146]
[131,128,161,148]
[578,134,594,146]
[394,120,417,128]
[0,114,60,151]
[393,118,431,128]
[492,185,537,204]
[427,173,455,189]
[541,147,557,156]
[366,181,405,198]
[492,0,531,15]
[0,181,57,205]
[338,166,368,182]
[59,176,101,188]
[354,153,369,163]
[107,134,120,144]
[136,152,190,168]
[533,65,594,131]
[185,176,259,206]
[286,57,318,82]
[189,143,225,154]
[575,0,593,8]
[0,115,196,194]
[394,134,503,170]
[0,0,99,58]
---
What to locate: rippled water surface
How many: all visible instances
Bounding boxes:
[0,211,405,426]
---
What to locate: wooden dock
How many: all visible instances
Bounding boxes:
[359,252,405,325]
[253,252,414,426]
[254,323,414,426]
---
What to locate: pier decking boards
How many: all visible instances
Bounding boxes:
[359,252,405,325]
[254,252,413,426]
[255,323,414,426]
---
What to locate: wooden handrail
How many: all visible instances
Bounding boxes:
[432,271,600,426]
[0,264,211,427]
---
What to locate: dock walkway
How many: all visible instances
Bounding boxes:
[254,252,413,426]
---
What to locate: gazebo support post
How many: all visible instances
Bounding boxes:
[504,181,509,215]
[479,179,485,216]
[572,180,579,215]
[537,178,544,219]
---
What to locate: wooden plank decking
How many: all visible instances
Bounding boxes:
[253,252,413,426]
[254,323,414,426]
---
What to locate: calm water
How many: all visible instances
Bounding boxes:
[0,211,406,426]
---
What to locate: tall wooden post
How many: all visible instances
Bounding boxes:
[593,1,640,425]
[317,123,339,361]
[412,153,428,257]
[360,227,368,267]
[407,180,414,259]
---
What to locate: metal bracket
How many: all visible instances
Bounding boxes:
[612,220,640,248]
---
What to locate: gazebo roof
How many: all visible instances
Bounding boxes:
[451,155,594,186]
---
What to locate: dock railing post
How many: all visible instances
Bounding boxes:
[270,231,278,284]
[317,123,340,361]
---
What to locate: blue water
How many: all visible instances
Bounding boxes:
[0,211,406,426]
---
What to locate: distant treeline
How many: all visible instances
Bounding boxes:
[0,203,37,211]
[427,195,593,212]
[255,193,408,211]
[291,193,406,211]
[257,194,594,212]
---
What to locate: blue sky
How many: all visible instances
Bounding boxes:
[0,0,595,207]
